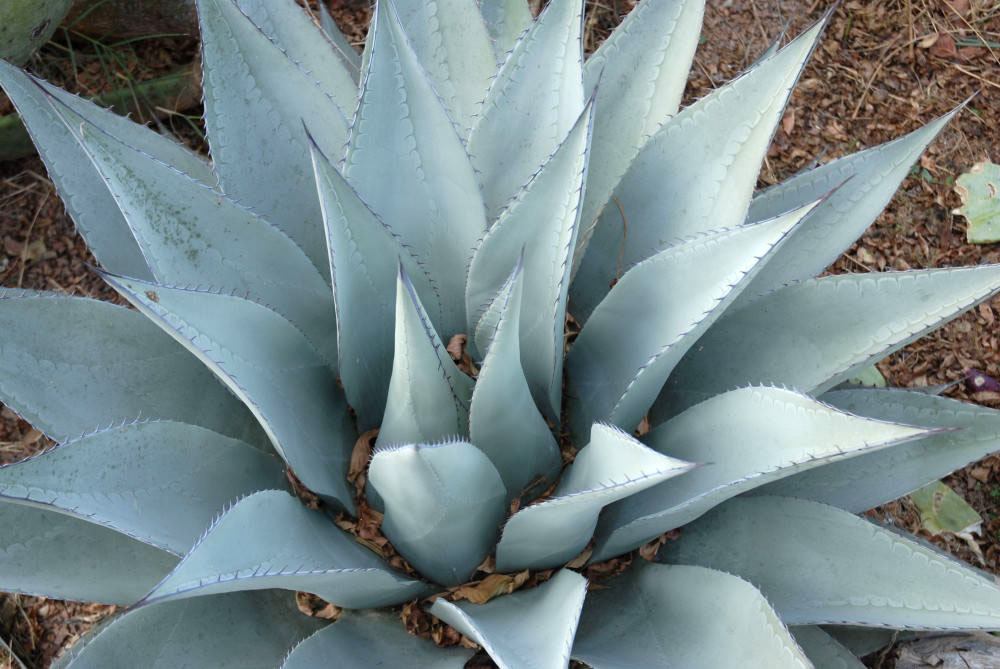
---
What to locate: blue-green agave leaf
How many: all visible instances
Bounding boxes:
[197,0,348,279]
[344,0,486,339]
[589,386,935,563]
[789,626,866,669]
[318,3,362,75]
[0,291,265,448]
[390,0,495,136]
[0,501,176,605]
[368,440,506,586]
[282,610,473,668]
[572,562,810,668]
[469,259,561,504]
[311,139,439,431]
[567,202,813,442]
[0,420,284,555]
[476,0,531,58]
[467,100,593,416]
[570,15,826,322]
[661,495,1000,629]
[737,108,960,306]
[763,388,1000,512]
[103,275,356,511]
[141,491,430,608]
[467,0,584,222]
[234,0,358,113]
[494,424,694,571]
[377,266,474,449]
[50,98,339,368]
[821,627,910,657]
[576,0,705,267]
[430,569,588,669]
[52,591,324,669]
[656,266,1000,418]
[0,61,211,280]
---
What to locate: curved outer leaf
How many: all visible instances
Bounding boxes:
[736,108,960,306]
[197,0,348,280]
[656,266,1000,419]
[494,424,694,571]
[476,0,531,58]
[391,0,496,136]
[762,388,1000,512]
[570,15,826,322]
[0,501,176,605]
[566,204,811,442]
[282,610,473,668]
[430,569,588,669]
[0,291,265,448]
[589,387,935,563]
[789,626,865,669]
[141,491,430,608]
[52,98,339,368]
[344,0,486,340]
[376,267,474,449]
[0,420,284,555]
[53,591,324,669]
[467,100,594,416]
[234,0,358,113]
[368,441,506,586]
[661,495,1000,629]
[469,260,561,503]
[311,140,439,431]
[103,276,356,511]
[0,61,212,280]
[467,0,584,222]
[572,562,810,668]
[575,0,705,269]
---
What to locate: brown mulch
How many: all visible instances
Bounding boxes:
[1,0,999,666]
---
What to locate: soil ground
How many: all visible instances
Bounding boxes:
[0,0,999,666]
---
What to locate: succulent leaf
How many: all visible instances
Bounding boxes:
[788,626,866,669]
[467,0,584,222]
[576,0,705,265]
[103,275,356,510]
[52,591,324,669]
[737,107,961,306]
[282,610,473,668]
[311,140,438,431]
[763,388,1000,511]
[469,259,562,503]
[589,386,936,563]
[494,424,693,571]
[141,491,430,608]
[377,267,474,448]
[197,0,348,279]
[566,203,813,441]
[430,569,588,669]
[467,99,594,415]
[345,0,486,339]
[0,61,210,280]
[0,420,284,554]
[50,98,340,368]
[368,440,506,586]
[318,3,362,74]
[662,495,1000,628]
[656,266,1000,418]
[0,501,177,605]
[476,0,532,58]
[570,15,826,321]
[571,562,811,668]
[390,0,495,136]
[0,291,265,447]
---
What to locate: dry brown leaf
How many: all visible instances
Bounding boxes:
[452,571,528,604]
[285,469,321,509]
[781,107,795,135]
[930,32,959,59]
[565,544,594,569]
[348,428,377,496]
[639,534,669,561]
[446,333,467,361]
[295,591,341,620]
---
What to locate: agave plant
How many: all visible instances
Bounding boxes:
[3,0,1000,666]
